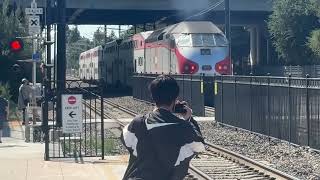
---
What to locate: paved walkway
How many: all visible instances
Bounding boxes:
[0,120,128,180]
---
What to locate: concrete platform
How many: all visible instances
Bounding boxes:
[0,120,128,180]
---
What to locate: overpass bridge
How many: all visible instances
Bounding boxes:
[3,0,274,24]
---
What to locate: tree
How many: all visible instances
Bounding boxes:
[308,1,320,59]
[66,37,93,70]
[0,0,31,59]
[93,28,104,46]
[0,0,31,102]
[108,30,117,41]
[308,30,320,58]
[68,26,81,44]
[268,0,319,65]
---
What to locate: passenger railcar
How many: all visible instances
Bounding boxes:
[79,46,103,81]
[79,21,230,88]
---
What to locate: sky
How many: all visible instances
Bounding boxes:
[46,25,131,61]
[70,25,131,40]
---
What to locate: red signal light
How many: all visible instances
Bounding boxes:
[9,39,23,52]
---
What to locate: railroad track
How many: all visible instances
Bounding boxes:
[204,106,215,117]
[83,99,297,180]
[83,100,130,128]
[190,142,298,180]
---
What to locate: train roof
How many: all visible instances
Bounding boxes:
[104,39,122,48]
[140,31,153,39]
[145,21,223,43]
[168,21,223,34]
[81,46,103,53]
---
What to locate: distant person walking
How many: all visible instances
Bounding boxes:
[18,78,32,125]
[0,89,8,143]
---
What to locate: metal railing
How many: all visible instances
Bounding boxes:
[215,75,320,150]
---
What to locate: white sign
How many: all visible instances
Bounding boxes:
[28,15,41,35]
[62,94,83,134]
[25,1,43,15]
[25,8,43,15]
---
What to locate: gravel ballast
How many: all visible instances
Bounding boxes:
[107,96,320,180]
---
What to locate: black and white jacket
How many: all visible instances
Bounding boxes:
[121,108,205,180]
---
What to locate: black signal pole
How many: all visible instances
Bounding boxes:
[225,0,232,74]
[56,0,66,127]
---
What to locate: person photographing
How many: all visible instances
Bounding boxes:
[121,75,205,180]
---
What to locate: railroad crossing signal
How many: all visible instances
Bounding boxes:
[25,1,43,35]
[28,16,40,35]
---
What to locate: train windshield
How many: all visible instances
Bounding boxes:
[192,34,228,47]
[176,34,192,47]
[176,33,227,47]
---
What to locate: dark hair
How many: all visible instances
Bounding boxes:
[149,75,179,106]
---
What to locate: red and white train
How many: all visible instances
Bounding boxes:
[79,21,230,87]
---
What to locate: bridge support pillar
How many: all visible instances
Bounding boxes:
[248,26,262,67]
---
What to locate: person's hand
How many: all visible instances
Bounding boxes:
[177,101,192,120]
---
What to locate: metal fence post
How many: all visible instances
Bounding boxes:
[140,73,142,100]
[288,74,292,143]
[190,74,193,110]
[43,79,50,161]
[250,73,253,131]
[234,75,237,126]
[306,74,310,146]
[100,79,105,159]
[267,73,271,140]
[221,75,224,124]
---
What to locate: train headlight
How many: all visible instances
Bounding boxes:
[191,65,196,71]
[184,65,189,71]
[223,65,228,70]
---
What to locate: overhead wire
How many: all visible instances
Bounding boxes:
[184,0,225,20]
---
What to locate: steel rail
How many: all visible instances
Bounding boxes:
[84,99,298,180]
[204,142,299,180]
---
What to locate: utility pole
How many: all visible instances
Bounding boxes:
[56,0,66,127]
[225,0,232,74]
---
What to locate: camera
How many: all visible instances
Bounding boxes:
[174,103,187,113]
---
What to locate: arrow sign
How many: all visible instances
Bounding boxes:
[69,111,76,118]
[62,94,82,134]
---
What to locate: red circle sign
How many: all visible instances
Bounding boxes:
[68,96,77,105]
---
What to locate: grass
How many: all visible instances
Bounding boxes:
[61,136,118,157]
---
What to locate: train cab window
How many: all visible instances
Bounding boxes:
[214,34,228,46]
[140,41,143,46]
[192,34,203,46]
[202,34,215,46]
[177,34,191,47]
[158,32,165,41]
[191,34,228,47]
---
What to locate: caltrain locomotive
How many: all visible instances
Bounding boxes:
[79,21,230,88]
